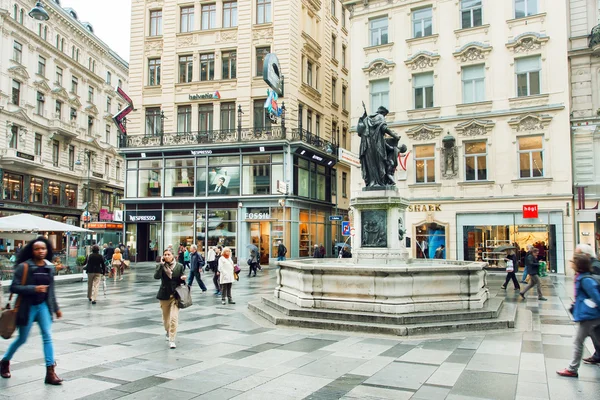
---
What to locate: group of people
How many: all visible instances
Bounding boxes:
[312,243,326,258]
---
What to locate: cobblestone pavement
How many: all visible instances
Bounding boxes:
[1,264,599,400]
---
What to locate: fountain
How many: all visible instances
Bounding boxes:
[249,106,517,336]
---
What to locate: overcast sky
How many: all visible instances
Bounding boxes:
[60,0,132,62]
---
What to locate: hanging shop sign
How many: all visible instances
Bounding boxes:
[338,148,360,168]
[125,210,162,222]
[263,53,284,96]
[407,204,442,212]
[99,209,114,221]
[522,204,539,219]
[88,222,123,230]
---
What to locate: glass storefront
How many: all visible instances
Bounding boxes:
[414,222,447,259]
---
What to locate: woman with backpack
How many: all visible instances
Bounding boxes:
[556,253,600,377]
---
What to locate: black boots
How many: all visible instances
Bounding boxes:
[44,364,63,385]
[0,359,10,379]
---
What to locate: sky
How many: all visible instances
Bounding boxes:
[59,0,132,62]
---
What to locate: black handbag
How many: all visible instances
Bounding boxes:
[174,284,192,309]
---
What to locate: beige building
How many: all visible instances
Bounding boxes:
[122,0,352,261]
[0,0,129,250]
[569,0,600,255]
[346,0,573,273]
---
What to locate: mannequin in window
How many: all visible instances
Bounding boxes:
[214,177,228,195]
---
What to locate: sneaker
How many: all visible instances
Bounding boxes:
[521,281,527,283]
[92,301,96,305]
[228,300,236,304]
[88,298,92,302]
[514,287,520,291]
[169,342,176,349]
[520,293,526,300]
[556,368,578,378]
[500,286,506,290]
[583,356,600,365]
[165,333,169,341]
[222,300,226,305]
[538,297,548,301]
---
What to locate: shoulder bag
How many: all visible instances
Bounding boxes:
[0,262,29,340]
[174,284,192,309]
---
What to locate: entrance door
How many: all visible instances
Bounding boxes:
[136,223,161,262]
[250,222,270,264]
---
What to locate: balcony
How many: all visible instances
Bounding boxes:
[589,24,600,54]
[291,128,338,155]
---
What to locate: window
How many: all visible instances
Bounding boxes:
[68,145,75,170]
[342,172,348,198]
[515,0,537,18]
[19,8,23,24]
[331,0,336,17]
[55,100,63,119]
[88,86,94,102]
[118,79,122,88]
[253,99,271,129]
[461,0,482,29]
[38,56,46,76]
[369,17,388,46]
[462,64,485,103]
[223,1,238,28]
[65,184,76,207]
[30,177,43,203]
[177,105,192,133]
[56,67,63,86]
[71,45,75,59]
[105,124,111,143]
[70,107,77,122]
[256,47,270,76]
[9,125,18,149]
[200,53,215,81]
[179,55,193,83]
[88,116,94,136]
[42,26,47,40]
[116,162,121,180]
[105,157,110,177]
[36,92,45,115]
[516,56,541,97]
[71,76,78,94]
[13,41,22,63]
[60,38,65,52]
[106,97,112,113]
[316,115,321,137]
[342,128,348,150]
[332,78,337,104]
[148,58,161,86]
[222,51,237,79]
[465,141,487,181]
[180,6,194,33]
[342,5,346,28]
[150,9,162,36]
[518,136,544,178]
[370,79,390,111]
[13,4,17,19]
[198,104,214,132]
[413,72,434,109]
[48,181,60,205]
[201,4,216,30]
[35,133,42,156]
[257,0,272,24]
[106,71,112,85]
[75,48,80,62]
[342,45,347,68]
[342,86,347,110]
[220,102,236,130]
[52,140,60,167]
[415,144,435,183]
[146,108,162,135]
[306,61,313,86]
[11,80,20,105]
[2,173,23,202]
[331,35,337,60]
[412,7,433,38]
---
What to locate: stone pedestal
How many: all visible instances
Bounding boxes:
[350,188,410,264]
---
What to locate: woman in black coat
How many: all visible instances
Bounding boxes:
[501,249,520,290]
[0,237,63,385]
[85,245,105,304]
[154,249,186,349]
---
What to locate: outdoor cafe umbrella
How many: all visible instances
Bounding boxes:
[0,214,91,233]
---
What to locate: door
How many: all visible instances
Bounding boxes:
[250,222,270,264]
[136,223,162,262]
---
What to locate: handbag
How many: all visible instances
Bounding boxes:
[234,272,239,281]
[506,260,514,273]
[234,264,241,274]
[174,284,192,309]
[0,263,28,340]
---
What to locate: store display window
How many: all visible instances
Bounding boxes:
[414,221,447,259]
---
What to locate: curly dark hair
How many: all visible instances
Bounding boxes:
[91,245,100,253]
[15,236,54,265]
[573,253,592,274]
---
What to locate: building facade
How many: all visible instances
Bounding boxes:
[347,0,573,273]
[123,0,353,262]
[0,0,129,251]
[569,0,600,255]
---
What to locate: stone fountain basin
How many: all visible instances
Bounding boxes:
[275,258,489,314]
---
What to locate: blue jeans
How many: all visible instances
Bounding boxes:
[522,268,529,282]
[3,302,55,366]
[277,256,285,261]
[187,270,207,291]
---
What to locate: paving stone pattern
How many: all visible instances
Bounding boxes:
[1,264,599,399]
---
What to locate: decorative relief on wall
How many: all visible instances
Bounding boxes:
[455,119,495,137]
[361,210,387,248]
[453,42,492,63]
[253,27,273,40]
[508,114,553,132]
[144,39,163,53]
[362,58,396,77]
[506,32,549,53]
[404,51,440,71]
[8,65,30,81]
[406,124,443,141]
[216,30,237,43]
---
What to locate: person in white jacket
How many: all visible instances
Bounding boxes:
[217,247,235,305]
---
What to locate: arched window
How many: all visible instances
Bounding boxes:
[116,162,121,180]
[13,4,17,19]
[44,26,48,40]
[19,8,23,24]
[56,34,60,48]
[61,38,65,51]
[72,46,75,58]
[76,48,79,62]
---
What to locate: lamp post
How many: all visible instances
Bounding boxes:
[29,2,50,21]
[76,150,92,247]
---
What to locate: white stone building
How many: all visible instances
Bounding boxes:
[0,0,129,250]
[346,0,572,274]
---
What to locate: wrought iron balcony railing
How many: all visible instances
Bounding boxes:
[291,128,338,155]
[589,24,600,48]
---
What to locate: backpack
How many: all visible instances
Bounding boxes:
[581,274,600,299]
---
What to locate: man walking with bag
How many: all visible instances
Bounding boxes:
[520,247,548,301]
[187,245,207,292]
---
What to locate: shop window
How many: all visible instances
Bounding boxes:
[165,159,195,197]
[48,181,60,205]
[208,156,240,196]
[126,170,137,198]
[243,154,271,195]
[464,141,487,181]
[66,184,77,207]
[415,144,435,183]
[518,135,543,178]
[137,159,163,197]
[415,222,446,259]
[196,157,208,196]
[297,158,310,197]
[164,210,194,251]
[30,177,43,203]
[2,173,23,202]
[299,210,311,257]
[207,209,237,256]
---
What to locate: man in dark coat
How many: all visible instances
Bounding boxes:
[104,242,115,262]
[187,245,207,292]
[277,241,287,261]
[520,247,547,301]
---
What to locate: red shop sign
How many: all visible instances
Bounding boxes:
[523,204,539,219]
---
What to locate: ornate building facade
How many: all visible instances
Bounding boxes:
[0,0,129,250]
[347,0,573,273]
[123,0,352,261]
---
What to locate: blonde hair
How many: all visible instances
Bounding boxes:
[222,247,231,256]
[114,248,121,254]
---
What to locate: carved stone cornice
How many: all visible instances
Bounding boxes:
[404,51,440,71]
[455,119,495,137]
[85,104,99,115]
[302,31,322,59]
[300,82,322,102]
[69,96,82,108]
[8,65,30,81]
[406,124,443,141]
[506,32,549,54]
[51,86,69,100]
[453,42,492,63]
[362,58,395,78]
[33,79,52,93]
[508,114,553,132]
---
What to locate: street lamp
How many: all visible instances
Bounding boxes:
[29,2,50,21]
[75,150,93,245]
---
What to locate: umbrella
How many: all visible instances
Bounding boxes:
[246,244,259,254]
[493,245,517,252]
[0,214,92,233]
[335,242,351,249]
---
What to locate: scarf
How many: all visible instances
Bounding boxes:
[163,260,175,279]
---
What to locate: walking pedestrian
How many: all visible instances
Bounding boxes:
[212,246,222,296]
[178,244,185,265]
[574,243,600,365]
[313,244,320,258]
[105,242,115,262]
[218,247,235,305]
[85,245,105,304]
[557,253,600,377]
[319,244,326,258]
[248,249,258,277]
[277,241,287,261]
[501,249,520,291]
[154,249,186,349]
[0,237,63,385]
[111,248,123,282]
[520,247,547,301]
[521,244,533,283]
[187,245,207,292]
[183,246,191,271]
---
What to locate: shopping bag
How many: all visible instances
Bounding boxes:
[174,285,192,309]
[0,263,28,340]
[506,260,514,272]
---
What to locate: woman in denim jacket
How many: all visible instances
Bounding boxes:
[557,253,600,377]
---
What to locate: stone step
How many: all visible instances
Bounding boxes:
[260,295,505,326]
[248,296,518,337]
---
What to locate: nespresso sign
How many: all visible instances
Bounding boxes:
[125,210,162,222]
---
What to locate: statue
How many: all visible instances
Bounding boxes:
[357,103,407,188]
